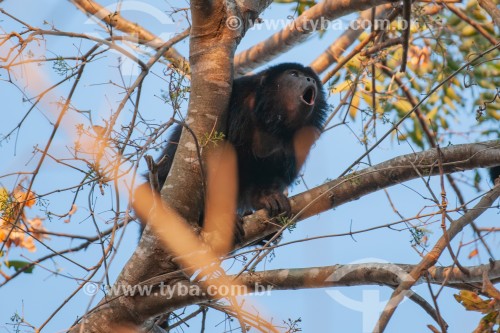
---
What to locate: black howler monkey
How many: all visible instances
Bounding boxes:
[147,63,327,240]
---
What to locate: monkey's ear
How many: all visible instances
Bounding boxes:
[259,73,268,86]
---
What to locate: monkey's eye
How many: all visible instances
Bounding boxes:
[289,70,299,77]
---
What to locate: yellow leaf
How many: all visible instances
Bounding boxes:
[346,56,361,71]
[0,188,8,204]
[454,290,492,313]
[358,31,369,41]
[331,81,352,94]
[427,106,439,120]
[349,94,360,120]
[443,96,456,111]
[445,87,460,102]
[462,25,477,37]
[393,99,413,113]
[487,109,500,120]
[428,93,439,104]
[471,10,486,21]
[362,91,374,108]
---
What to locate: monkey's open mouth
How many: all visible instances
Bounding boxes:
[301,86,316,105]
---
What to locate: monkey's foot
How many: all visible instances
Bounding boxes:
[258,191,292,218]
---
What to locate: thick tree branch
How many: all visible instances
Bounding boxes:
[234,0,399,75]
[70,0,189,71]
[311,3,443,74]
[477,0,500,29]
[69,0,273,331]
[78,260,500,330]
[236,261,500,291]
[241,140,500,245]
[310,5,393,74]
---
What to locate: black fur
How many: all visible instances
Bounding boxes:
[490,166,500,184]
[149,63,327,234]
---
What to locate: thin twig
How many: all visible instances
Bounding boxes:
[446,4,498,45]
[374,183,500,332]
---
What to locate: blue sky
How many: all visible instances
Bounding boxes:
[0,1,498,332]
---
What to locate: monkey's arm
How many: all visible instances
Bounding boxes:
[247,127,321,217]
[293,126,321,173]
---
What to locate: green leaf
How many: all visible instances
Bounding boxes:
[443,96,456,111]
[393,99,413,115]
[427,106,439,120]
[5,260,34,273]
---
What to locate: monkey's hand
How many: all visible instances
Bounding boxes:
[255,190,292,218]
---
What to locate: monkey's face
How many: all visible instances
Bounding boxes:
[252,64,325,135]
[272,69,319,128]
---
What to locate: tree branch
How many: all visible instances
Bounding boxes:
[70,0,189,71]
[235,261,500,291]
[310,5,393,74]
[477,0,500,29]
[234,0,399,75]
[374,182,500,332]
[242,140,500,245]
[446,4,498,45]
[311,3,444,74]
[69,0,273,331]
[91,259,500,331]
